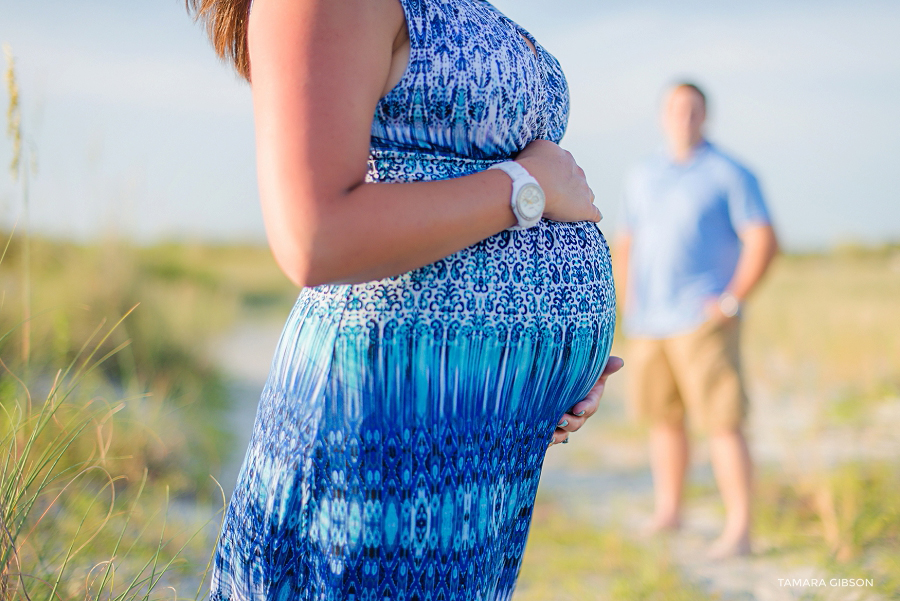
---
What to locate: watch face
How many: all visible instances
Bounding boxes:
[718,293,740,318]
[516,183,545,220]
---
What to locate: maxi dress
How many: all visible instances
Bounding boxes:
[210,0,616,599]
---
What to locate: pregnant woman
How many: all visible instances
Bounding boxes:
[189,0,619,598]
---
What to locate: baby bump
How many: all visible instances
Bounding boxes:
[321,220,617,423]
[236,222,617,576]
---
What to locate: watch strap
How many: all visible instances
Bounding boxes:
[488,161,544,230]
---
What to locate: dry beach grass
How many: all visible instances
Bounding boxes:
[1,234,898,599]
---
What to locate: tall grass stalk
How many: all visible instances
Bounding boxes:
[0,237,248,498]
[0,296,222,600]
[4,45,32,367]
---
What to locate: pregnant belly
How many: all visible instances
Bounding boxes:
[337,220,615,323]
[291,220,617,422]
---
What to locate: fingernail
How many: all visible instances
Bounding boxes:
[562,438,569,444]
[573,410,586,417]
[557,419,568,428]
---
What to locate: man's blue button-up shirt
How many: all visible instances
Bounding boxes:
[620,140,772,338]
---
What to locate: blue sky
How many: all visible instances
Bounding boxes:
[1,0,899,249]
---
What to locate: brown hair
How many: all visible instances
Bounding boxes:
[673,81,707,110]
[186,0,254,82]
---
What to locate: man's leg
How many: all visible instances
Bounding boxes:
[648,420,689,531]
[669,317,752,557]
[708,428,752,557]
[627,336,687,533]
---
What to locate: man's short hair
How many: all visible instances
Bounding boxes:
[672,82,707,109]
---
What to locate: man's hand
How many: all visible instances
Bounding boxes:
[704,295,738,325]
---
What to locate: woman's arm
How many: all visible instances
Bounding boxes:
[249,0,599,288]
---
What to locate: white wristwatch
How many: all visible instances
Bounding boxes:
[488,160,546,230]
[717,291,741,318]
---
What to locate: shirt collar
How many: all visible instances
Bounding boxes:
[662,138,711,168]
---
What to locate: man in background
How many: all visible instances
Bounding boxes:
[615,82,778,558]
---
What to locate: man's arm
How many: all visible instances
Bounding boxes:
[613,233,631,312]
[718,223,779,313]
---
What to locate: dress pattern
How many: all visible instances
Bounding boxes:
[210,1,616,599]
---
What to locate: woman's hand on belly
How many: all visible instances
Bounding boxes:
[550,356,624,446]
[515,140,603,225]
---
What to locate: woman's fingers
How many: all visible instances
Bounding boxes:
[565,376,605,420]
[550,428,569,445]
[583,184,601,222]
[556,413,585,432]
[518,140,604,224]
[601,355,625,378]
[569,355,625,419]
[550,356,625,446]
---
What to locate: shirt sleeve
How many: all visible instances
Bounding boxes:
[726,165,772,231]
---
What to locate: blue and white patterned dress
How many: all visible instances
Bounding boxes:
[210,0,616,599]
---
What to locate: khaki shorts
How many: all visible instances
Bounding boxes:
[627,317,748,432]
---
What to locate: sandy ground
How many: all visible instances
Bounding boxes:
[539,373,898,601]
[209,320,898,600]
